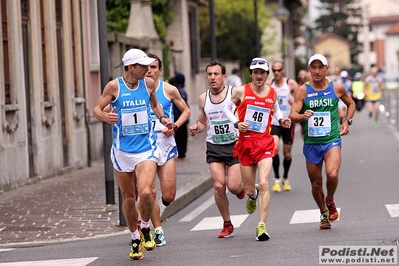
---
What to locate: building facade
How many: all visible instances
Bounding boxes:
[0,0,208,193]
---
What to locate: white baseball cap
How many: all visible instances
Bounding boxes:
[308,54,328,66]
[114,49,155,68]
[249,57,270,72]
[340,70,349,78]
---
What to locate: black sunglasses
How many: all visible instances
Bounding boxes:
[272,68,283,72]
[251,60,267,66]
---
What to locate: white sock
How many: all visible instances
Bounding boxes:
[250,187,258,199]
[154,226,162,231]
[131,230,140,240]
[140,220,150,229]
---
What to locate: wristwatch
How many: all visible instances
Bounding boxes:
[345,118,353,125]
[234,121,239,129]
[173,124,179,131]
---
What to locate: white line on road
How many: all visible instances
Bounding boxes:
[179,196,215,222]
[0,257,98,266]
[290,208,341,224]
[190,215,249,231]
[385,204,399,217]
[0,248,14,252]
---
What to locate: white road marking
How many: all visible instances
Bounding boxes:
[190,215,249,231]
[290,208,341,224]
[0,248,14,252]
[0,257,98,266]
[385,204,399,217]
[179,196,215,222]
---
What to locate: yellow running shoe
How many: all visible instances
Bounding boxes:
[272,179,281,192]
[129,239,144,260]
[282,178,291,191]
[140,227,156,251]
[320,210,331,229]
[245,184,259,214]
[256,223,270,241]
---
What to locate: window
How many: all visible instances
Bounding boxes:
[1,0,10,104]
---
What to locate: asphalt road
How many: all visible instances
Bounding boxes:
[1,109,398,265]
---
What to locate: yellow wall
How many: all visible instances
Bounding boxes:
[314,36,351,72]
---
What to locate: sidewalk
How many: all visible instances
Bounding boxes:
[0,132,212,247]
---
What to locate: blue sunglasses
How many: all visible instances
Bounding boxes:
[250,60,268,66]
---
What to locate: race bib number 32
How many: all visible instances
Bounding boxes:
[308,111,331,137]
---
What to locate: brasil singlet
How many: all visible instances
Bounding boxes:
[204,85,238,145]
[302,79,340,144]
[110,77,156,153]
[271,78,292,126]
[149,80,174,136]
[364,76,383,101]
[236,83,276,140]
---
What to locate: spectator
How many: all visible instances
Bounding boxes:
[173,73,189,159]
[224,68,243,87]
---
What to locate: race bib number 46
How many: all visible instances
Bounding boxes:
[244,105,270,133]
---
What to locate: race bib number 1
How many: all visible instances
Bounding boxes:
[121,106,149,135]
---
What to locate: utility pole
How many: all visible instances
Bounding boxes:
[209,0,217,60]
[254,0,260,57]
[363,4,370,74]
[97,0,115,205]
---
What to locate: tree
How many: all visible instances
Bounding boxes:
[314,0,363,60]
[106,0,174,78]
[199,0,272,70]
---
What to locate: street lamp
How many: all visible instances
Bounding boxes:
[275,0,290,62]
[275,0,290,23]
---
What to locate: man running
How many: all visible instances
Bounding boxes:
[224,57,291,240]
[189,60,245,238]
[267,61,298,192]
[289,54,355,230]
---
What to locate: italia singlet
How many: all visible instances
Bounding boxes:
[110,77,156,153]
[236,83,276,140]
[271,78,292,126]
[204,85,237,144]
[149,80,174,136]
[302,79,340,144]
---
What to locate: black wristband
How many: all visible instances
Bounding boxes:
[234,121,239,129]
[159,116,166,123]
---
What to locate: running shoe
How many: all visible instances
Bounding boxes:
[256,224,270,241]
[217,221,234,238]
[236,188,246,200]
[246,184,259,214]
[373,123,378,129]
[140,227,156,251]
[320,210,331,229]
[129,239,144,261]
[326,197,339,222]
[154,228,166,247]
[272,179,281,192]
[282,178,291,191]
